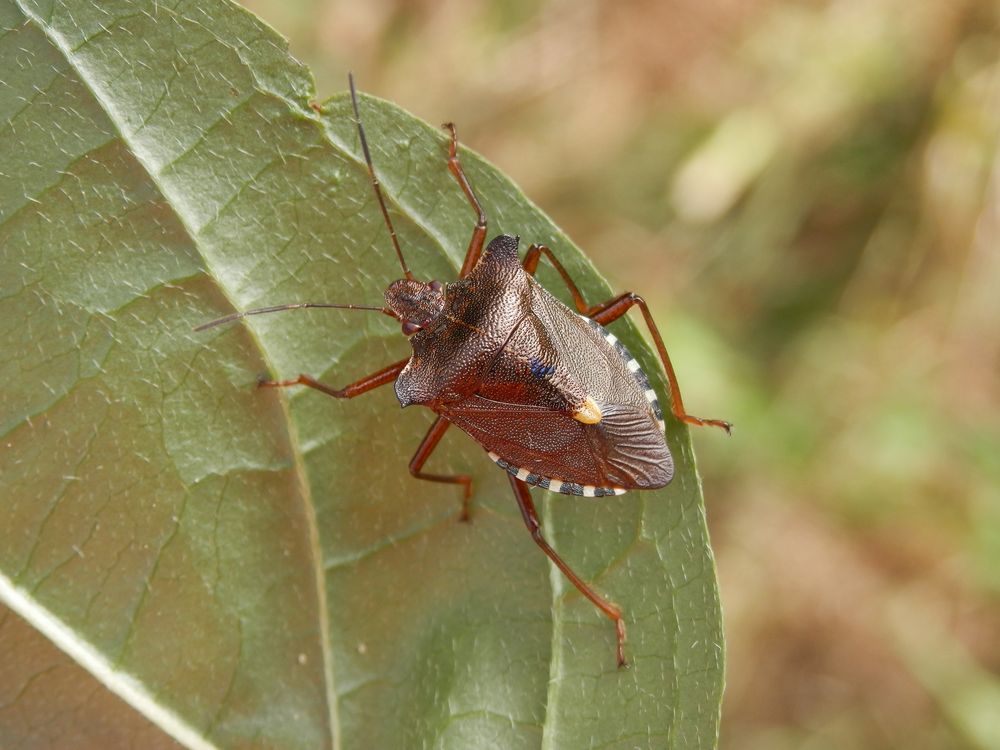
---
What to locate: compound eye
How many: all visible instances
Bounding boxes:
[429,280,444,293]
[402,321,422,336]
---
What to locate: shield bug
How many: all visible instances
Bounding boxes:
[197,75,731,667]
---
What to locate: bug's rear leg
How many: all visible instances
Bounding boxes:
[258,358,407,399]
[508,475,627,668]
[441,123,487,278]
[523,244,732,434]
[409,416,473,522]
[589,293,732,433]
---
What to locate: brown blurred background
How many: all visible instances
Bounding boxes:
[240,0,1000,747]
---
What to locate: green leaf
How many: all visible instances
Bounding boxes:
[0,0,724,747]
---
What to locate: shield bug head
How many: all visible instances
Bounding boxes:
[385,279,446,335]
[196,73,732,668]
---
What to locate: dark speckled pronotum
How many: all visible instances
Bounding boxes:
[196,74,731,668]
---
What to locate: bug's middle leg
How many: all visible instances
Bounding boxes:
[522,244,731,434]
[409,415,473,522]
[441,123,487,278]
[508,475,627,668]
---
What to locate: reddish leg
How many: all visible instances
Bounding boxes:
[590,294,731,433]
[442,123,488,278]
[258,358,407,399]
[523,244,732,434]
[523,244,591,313]
[409,416,473,522]
[508,475,627,668]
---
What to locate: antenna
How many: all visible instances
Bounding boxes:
[349,73,414,281]
[194,302,396,332]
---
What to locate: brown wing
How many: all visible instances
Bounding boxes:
[438,276,673,494]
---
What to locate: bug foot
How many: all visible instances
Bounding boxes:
[457,493,473,523]
[257,374,299,390]
[680,414,733,435]
[615,617,628,669]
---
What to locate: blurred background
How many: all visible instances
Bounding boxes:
[239,0,999,747]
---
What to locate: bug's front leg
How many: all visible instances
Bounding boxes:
[508,475,628,668]
[523,244,732,434]
[441,122,488,278]
[258,358,408,399]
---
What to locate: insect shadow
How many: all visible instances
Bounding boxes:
[197,75,731,667]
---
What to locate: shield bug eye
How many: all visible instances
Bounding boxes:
[429,280,444,293]
[402,321,422,336]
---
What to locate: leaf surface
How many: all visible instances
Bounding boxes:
[0,1,724,747]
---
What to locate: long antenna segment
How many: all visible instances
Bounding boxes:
[349,73,414,281]
[194,302,395,332]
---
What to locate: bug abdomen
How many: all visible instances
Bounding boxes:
[439,395,672,494]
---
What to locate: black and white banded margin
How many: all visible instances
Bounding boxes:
[487,452,627,497]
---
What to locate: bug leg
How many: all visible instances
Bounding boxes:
[258,358,408,399]
[590,294,732,434]
[523,244,731,434]
[442,122,488,278]
[508,476,628,668]
[507,475,628,667]
[409,416,474,522]
[522,244,592,314]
